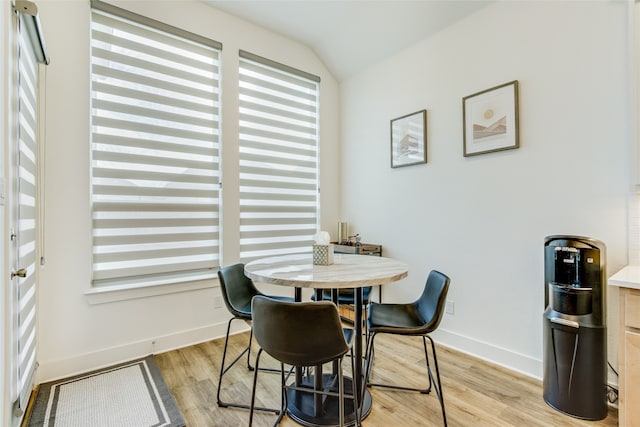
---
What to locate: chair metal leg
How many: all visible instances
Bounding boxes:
[247,327,254,370]
[365,332,430,393]
[272,362,287,426]
[249,350,289,427]
[338,361,344,427]
[248,348,263,426]
[217,317,278,414]
[217,317,248,407]
[362,304,368,338]
[365,332,447,426]
[348,351,361,427]
[363,330,374,396]
[363,330,378,391]
[421,336,433,394]
[247,326,281,374]
[279,356,358,427]
[426,335,447,427]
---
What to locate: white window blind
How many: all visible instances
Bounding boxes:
[90,2,221,286]
[238,51,320,262]
[15,11,40,413]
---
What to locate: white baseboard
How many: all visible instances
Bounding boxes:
[36,320,251,384]
[435,328,543,380]
[37,323,544,385]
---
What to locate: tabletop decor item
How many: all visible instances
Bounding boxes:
[463,80,519,157]
[391,109,427,168]
[312,231,333,265]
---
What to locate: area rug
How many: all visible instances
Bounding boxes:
[27,355,185,427]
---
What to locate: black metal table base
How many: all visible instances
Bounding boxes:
[286,374,372,427]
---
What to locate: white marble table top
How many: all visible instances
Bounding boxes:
[244,253,409,289]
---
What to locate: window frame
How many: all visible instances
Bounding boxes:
[237,50,321,264]
[88,0,222,293]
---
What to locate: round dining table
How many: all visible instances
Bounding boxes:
[245,253,409,427]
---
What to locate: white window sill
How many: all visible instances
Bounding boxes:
[85,274,217,305]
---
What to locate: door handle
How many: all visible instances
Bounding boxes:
[11,268,27,279]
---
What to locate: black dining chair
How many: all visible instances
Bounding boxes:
[311,287,373,327]
[364,270,450,426]
[249,295,359,427]
[216,263,294,413]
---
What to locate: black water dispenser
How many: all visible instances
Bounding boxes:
[543,235,607,420]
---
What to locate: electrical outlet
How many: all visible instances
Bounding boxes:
[445,301,455,315]
[214,296,223,309]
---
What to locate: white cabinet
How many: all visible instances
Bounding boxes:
[620,287,640,426]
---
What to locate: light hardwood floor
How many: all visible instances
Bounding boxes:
[155,331,618,427]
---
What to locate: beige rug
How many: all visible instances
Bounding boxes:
[27,355,185,427]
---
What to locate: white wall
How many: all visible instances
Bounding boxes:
[340,0,629,378]
[31,0,633,385]
[35,0,340,382]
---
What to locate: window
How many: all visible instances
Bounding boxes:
[238,51,320,262]
[90,1,221,287]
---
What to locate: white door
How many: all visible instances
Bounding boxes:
[0,3,9,425]
[10,11,41,421]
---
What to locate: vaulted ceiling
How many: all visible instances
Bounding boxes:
[206,1,491,81]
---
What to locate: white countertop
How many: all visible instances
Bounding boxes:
[609,265,640,290]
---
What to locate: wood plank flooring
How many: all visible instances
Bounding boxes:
[155,331,618,426]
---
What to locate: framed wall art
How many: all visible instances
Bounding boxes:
[462,80,519,157]
[390,109,427,168]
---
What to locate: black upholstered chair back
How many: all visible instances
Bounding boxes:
[252,295,350,367]
[415,270,450,333]
[218,263,261,319]
[216,264,295,414]
[364,269,451,426]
